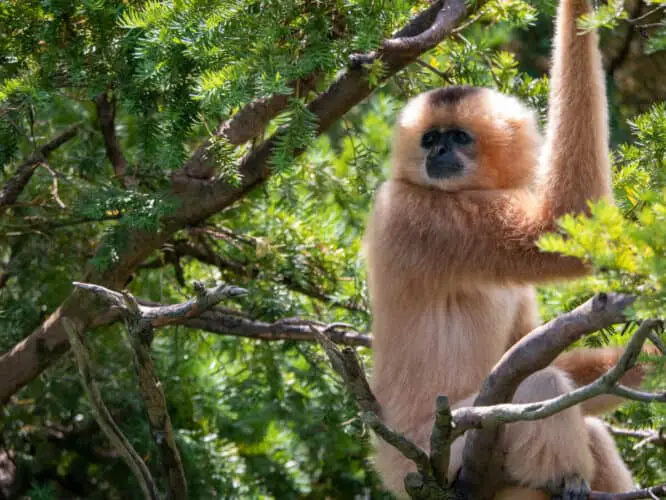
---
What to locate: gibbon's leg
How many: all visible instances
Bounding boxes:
[585,417,634,492]
[447,370,593,497]
[501,367,595,489]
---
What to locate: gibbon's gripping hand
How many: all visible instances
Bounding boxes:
[548,474,590,500]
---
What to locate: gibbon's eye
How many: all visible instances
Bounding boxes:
[449,129,473,146]
[421,129,441,149]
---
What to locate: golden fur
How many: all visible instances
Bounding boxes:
[364,0,637,497]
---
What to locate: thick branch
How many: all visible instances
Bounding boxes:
[0,124,80,211]
[382,0,466,55]
[62,318,158,500]
[457,293,635,499]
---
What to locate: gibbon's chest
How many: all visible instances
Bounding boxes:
[421,285,521,380]
[372,284,524,409]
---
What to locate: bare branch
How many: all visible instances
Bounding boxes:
[35,163,66,208]
[72,282,250,499]
[430,396,453,487]
[606,425,666,450]
[62,318,159,500]
[313,325,381,415]
[73,281,247,328]
[123,316,188,499]
[610,384,666,403]
[364,412,432,477]
[177,311,371,347]
[313,326,447,498]
[0,124,80,211]
[382,0,468,55]
[452,321,660,433]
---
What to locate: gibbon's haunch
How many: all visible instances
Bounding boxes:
[364,0,643,498]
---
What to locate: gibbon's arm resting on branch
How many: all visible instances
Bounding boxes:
[364,0,640,498]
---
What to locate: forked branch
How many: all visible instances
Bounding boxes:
[73,281,247,500]
[63,318,159,500]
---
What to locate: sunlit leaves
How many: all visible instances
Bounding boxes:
[539,104,666,318]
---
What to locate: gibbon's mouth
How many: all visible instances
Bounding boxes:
[425,152,465,179]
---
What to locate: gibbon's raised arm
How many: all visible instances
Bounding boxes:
[369,181,588,284]
[538,0,613,216]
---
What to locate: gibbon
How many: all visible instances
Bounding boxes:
[364,0,641,498]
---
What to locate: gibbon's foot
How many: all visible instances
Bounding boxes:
[548,474,590,500]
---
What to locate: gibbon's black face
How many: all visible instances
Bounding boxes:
[420,127,475,179]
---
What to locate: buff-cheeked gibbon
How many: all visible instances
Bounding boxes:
[364,0,644,498]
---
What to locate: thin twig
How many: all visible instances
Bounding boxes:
[35,163,66,208]
[415,59,455,84]
[627,5,666,24]
[0,124,80,211]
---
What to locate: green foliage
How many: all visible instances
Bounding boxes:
[538,104,666,318]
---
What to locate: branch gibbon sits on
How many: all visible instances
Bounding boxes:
[364,0,642,497]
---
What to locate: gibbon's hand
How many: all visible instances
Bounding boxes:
[548,473,590,500]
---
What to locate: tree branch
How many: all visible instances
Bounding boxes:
[178,310,371,347]
[606,424,666,450]
[62,318,159,500]
[381,0,467,55]
[451,320,660,433]
[310,292,665,499]
[73,281,369,347]
[94,92,135,188]
[0,124,80,212]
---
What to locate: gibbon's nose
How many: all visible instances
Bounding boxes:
[433,143,451,157]
[426,147,463,179]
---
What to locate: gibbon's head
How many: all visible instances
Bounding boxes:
[390,86,541,190]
